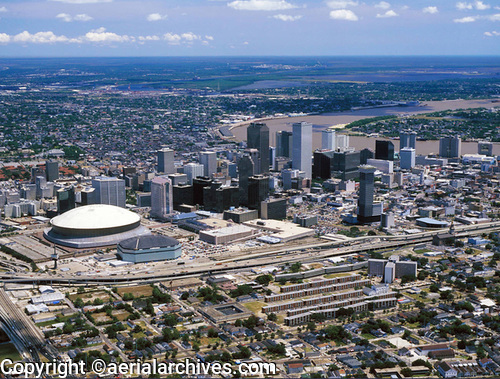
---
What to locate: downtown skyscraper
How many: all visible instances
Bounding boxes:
[292,122,312,179]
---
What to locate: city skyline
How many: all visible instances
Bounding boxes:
[0,0,498,57]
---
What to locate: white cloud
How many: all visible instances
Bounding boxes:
[475,1,490,10]
[13,31,70,44]
[376,9,398,17]
[163,33,182,44]
[0,6,7,12]
[329,9,358,20]
[487,13,500,21]
[181,32,200,41]
[454,16,477,22]
[374,1,390,9]
[227,0,297,11]
[84,27,132,43]
[163,32,204,44]
[272,13,302,21]
[147,13,167,21]
[56,13,73,22]
[138,35,160,41]
[423,6,438,14]
[74,14,93,21]
[326,0,358,9]
[49,0,112,3]
[205,35,214,40]
[0,33,10,44]
[484,30,500,36]
[57,13,93,22]
[456,2,473,10]
[456,1,490,10]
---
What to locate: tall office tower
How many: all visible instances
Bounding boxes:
[357,165,379,224]
[335,134,350,151]
[228,163,238,178]
[313,150,361,180]
[269,147,276,170]
[192,177,212,206]
[400,131,417,150]
[157,148,175,174]
[276,131,293,157]
[20,184,37,201]
[92,176,126,208]
[322,130,336,151]
[247,122,270,174]
[400,147,416,170]
[281,168,299,190]
[238,154,255,206]
[360,148,374,164]
[478,141,493,156]
[292,121,313,179]
[248,175,269,210]
[150,176,173,219]
[45,160,59,182]
[199,151,217,177]
[439,136,461,158]
[184,162,204,184]
[57,186,75,214]
[375,140,395,161]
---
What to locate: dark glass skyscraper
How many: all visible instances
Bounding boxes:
[247,122,270,174]
[375,140,395,161]
[357,165,380,224]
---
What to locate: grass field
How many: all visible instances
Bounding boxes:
[0,343,22,361]
[112,310,131,321]
[68,291,111,302]
[243,301,266,314]
[117,285,153,298]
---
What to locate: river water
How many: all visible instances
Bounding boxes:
[229,98,500,155]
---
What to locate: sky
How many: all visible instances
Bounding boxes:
[0,0,498,57]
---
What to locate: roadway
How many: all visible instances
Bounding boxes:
[1,220,499,286]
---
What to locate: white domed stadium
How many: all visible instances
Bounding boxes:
[44,204,151,248]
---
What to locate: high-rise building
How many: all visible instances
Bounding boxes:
[478,141,493,156]
[172,183,194,210]
[357,165,380,224]
[360,148,374,165]
[335,134,350,151]
[150,176,173,219]
[400,131,417,150]
[168,173,188,186]
[292,122,313,179]
[247,122,270,174]
[45,160,59,182]
[192,177,212,206]
[157,148,175,174]
[375,140,395,161]
[260,198,287,220]
[184,163,204,184]
[57,186,75,214]
[269,147,276,170]
[400,147,416,170]
[322,130,336,151]
[439,136,461,158]
[282,168,299,190]
[313,150,360,180]
[248,175,269,210]
[238,154,255,206]
[92,176,126,208]
[199,151,217,177]
[276,131,293,158]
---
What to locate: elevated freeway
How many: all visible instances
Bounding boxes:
[1,221,499,287]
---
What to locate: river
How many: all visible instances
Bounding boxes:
[229,98,500,155]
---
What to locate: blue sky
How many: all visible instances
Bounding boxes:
[0,0,498,56]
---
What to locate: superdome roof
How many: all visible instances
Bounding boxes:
[51,204,140,230]
[118,234,180,251]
